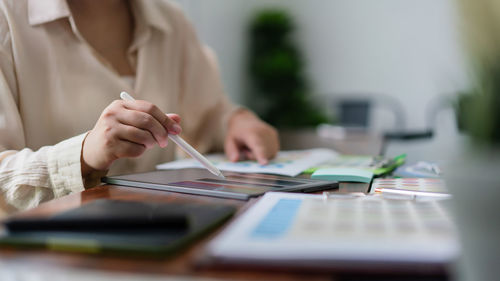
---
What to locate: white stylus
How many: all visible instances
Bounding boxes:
[120,91,225,179]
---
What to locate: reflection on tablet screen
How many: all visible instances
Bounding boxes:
[221,175,304,187]
[168,181,271,195]
[197,178,286,188]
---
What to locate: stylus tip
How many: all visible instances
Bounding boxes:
[217,172,226,179]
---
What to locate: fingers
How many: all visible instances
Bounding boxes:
[117,100,183,148]
[112,139,147,159]
[118,109,168,147]
[225,118,280,165]
[245,137,271,165]
[115,123,158,150]
[83,100,183,174]
[224,138,241,162]
[122,100,182,135]
[227,135,276,165]
[166,113,181,124]
[243,149,256,162]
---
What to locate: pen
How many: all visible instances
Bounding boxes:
[375,188,451,200]
[120,92,225,179]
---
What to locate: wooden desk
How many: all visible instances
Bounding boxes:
[0,179,375,278]
[0,185,336,280]
[0,131,444,280]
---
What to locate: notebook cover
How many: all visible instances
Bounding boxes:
[0,199,236,258]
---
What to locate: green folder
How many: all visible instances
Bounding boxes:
[303,154,406,177]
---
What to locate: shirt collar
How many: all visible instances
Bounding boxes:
[28,0,70,26]
[28,0,172,34]
[132,0,172,33]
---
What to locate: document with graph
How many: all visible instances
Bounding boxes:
[156,148,338,177]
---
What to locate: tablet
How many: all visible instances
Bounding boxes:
[102,169,338,200]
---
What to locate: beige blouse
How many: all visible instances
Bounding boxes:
[0,0,236,214]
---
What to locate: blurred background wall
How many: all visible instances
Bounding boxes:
[173,0,468,132]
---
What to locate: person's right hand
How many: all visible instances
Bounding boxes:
[81,100,181,176]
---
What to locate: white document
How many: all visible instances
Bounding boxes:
[206,192,458,267]
[156,148,338,177]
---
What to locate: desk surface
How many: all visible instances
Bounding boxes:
[0,183,447,280]
[0,131,446,280]
[0,183,368,281]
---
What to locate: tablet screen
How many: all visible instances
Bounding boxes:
[168,174,308,195]
[102,169,337,200]
[166,180,271,195]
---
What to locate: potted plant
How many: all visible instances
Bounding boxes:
[246,10,329,129]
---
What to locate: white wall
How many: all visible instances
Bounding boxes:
[173,0,468,131]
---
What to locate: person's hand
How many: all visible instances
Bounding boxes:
[82,100,181,176]
[224,109,279,165]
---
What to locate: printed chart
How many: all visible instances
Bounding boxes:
[156,148,338,177]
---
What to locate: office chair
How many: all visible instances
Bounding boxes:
[331,93,440,155]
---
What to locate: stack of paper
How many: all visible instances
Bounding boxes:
[156,148,338,177]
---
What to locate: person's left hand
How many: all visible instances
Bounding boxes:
[224,109,279,165]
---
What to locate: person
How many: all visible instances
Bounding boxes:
[0,0,279,214]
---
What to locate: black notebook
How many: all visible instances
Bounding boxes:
[0,199,236,257]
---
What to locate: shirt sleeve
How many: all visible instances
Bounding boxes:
[175,12,239,154]
[0,135,87,213]
[0,14,102,215]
